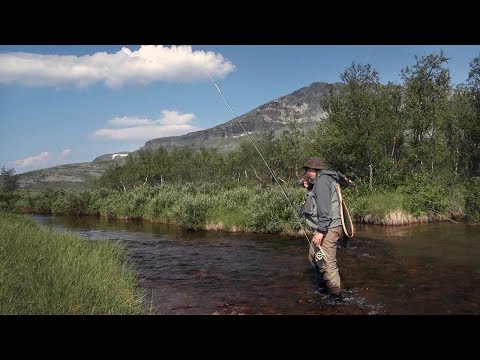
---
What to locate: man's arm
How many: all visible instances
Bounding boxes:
[313,175,332,235]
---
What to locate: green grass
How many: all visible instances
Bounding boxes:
[0,212,148,314]
[344,180,466,225]
[4,179,471,233]
[347,190,406,220]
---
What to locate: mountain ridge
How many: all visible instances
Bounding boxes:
[140,81,338,152]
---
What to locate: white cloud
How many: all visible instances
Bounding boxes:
[92,124,200,140]
[0,45,236,88]
[92,110,202,141]
[60,148,72,158]
[158,110,195,125]
[12,152,51,169]
[9,149,74,173]
[108,116,153,127]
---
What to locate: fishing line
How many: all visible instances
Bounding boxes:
[206,70,327,259]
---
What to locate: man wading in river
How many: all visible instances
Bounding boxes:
[299,157,344,303]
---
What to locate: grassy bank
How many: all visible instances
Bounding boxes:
[0,212,147,314]
[344,187,464,225]
[6,184,308,234]
[2,178,476,234]
[344,177,469,225]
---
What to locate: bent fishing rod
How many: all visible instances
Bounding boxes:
[205,71,327,260]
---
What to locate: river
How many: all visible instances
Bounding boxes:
[31,215,480,315]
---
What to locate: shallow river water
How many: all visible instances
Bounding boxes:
[32,215,480,315]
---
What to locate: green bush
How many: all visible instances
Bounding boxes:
[171,194,214,230]
[399,174,450,217]
[146,190,178,219]
[0,193,20,212]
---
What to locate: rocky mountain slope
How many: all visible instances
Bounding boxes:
[141,81,338,152]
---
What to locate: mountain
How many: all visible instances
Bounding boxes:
[17,162,115,190]
[16,81,337,190]
[16,151,133,190]
[140,81,338,153]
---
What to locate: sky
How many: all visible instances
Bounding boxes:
[1,45,480,174]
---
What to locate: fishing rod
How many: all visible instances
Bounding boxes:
[205,70,328,261]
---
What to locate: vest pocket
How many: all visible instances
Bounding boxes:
[301,193,316,216]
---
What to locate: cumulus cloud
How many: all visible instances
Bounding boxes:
[92,110,202,141]
[0,45,236,88]
[11,152,52,169]
[9,149,74,173]
[108,116,153,127]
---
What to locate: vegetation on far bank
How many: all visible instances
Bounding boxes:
[1,178,478,235]
[0,212,148,315]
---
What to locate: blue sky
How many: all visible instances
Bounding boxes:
[1,45,480,174]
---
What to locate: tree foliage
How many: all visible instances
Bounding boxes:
[464,54,480,176]
[1,166,19,193]
[401,51,452,175]
[314,63,403,187]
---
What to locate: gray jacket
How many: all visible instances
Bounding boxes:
[300,170,342,234]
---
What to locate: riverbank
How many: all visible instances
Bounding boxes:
[1,181,476,235]
[0,212,148,315]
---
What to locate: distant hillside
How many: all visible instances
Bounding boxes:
[140,81,340,152]
[17,162,117,190]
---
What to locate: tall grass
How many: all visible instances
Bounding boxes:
[4,178,471,232]
[344,178,466,225]
[346,190,429,225]
[0,212,147,314]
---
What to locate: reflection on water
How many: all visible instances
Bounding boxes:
[31,215,480,315]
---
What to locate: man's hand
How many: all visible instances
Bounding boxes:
[312,231,324,246]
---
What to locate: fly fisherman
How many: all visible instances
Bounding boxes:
[299,157,344,303]
[207,73,347,302]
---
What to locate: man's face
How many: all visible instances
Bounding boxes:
[305,168,317,180]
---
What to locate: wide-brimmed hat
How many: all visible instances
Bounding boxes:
[303,157,326,170]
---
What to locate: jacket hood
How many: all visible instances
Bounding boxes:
[318,170,339,181]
